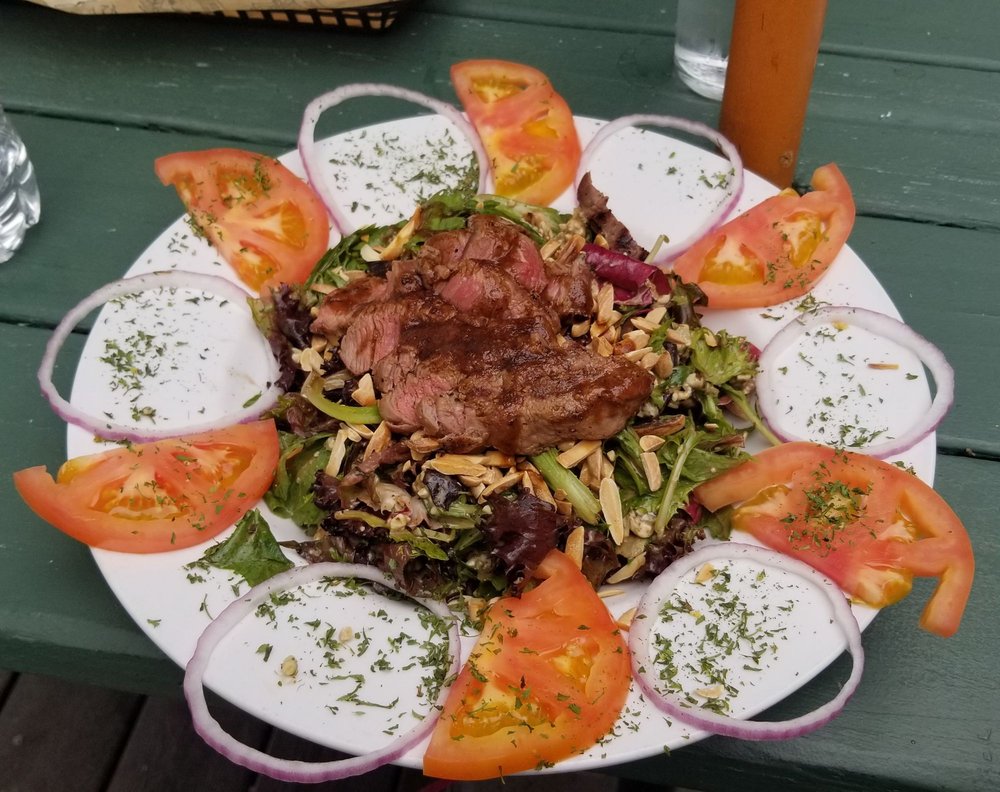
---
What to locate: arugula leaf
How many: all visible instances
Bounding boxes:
[200,510,293,586]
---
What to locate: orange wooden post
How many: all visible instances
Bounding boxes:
[719,0,827,187]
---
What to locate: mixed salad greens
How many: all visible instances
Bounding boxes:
[249,174,769,616]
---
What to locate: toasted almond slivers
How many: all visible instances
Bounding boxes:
[346,422,374,440]
[525,469,556,506]
[599,477,625,545]
[628,315,660,333]
[351,373,377,407]
[868,362,900,370]
[641,451,663,491]
[585,446,604,484]
[696,685,725,700]
[598,588,626,599]
[479,451,517,467]
[466,596,489,623]
[338,626,355,643]
[646,305,668,325]
[555,499,573,517]
[666,324,692,347]
[695,563,717,584]
[362,421,391,461]
[654,353,674,379]
[639,434,666,452]
[593,335,615,357]
[606,552,646,585]
[622,328,651,348]
[310,282,336,295]
[479,470,522,499]
[424,455,490,478]
[564,525,585,569]
[296,346,325,374]
[571,319,591,338]
[623,345,654,364]
[406,432,442,455]
[615,606,637,631]
[556,440,602,469]
[596,282,615,325]
[639,351,662,370]
[377,207,421,261]
[324,428,350,477]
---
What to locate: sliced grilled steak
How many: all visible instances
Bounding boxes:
[577,172,649,261]
[311,275,391,338]
[374,317,652,455]
[339,294,457,375]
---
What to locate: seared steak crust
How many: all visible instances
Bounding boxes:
[311,214,652,455]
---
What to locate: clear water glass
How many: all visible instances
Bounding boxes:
[0,105,41,263]
[674,0,736,101]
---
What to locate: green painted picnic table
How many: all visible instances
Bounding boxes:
[0,0,997,789]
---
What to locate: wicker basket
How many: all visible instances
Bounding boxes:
[212,0,413,29]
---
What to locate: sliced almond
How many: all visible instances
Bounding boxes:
[623,345,654,364]
[646,305,668,325]
[592,335,615,357]
[346,422,374,440]
[621,328,651,348]
[653,353,674,379]
[639,434,666,452]
[599,477,625,545]
[571,319,591,338]
[524,469,555,506]
[598,588,626,599]
[376,207,421,261]
[596,282,615,325]
[639,351,662,370]
[556,440,602,469]
[615,606,637,631]
[564,525,585,569]
[640,451,663,491]
[666,324,692,347]
[362,420,391,461]
[351,373,377,407]
[696,685,725,700]
[424,455,489,478]
[310,282,336,295]
[480,470,521,498]
[296,346,325,374]
[606,552,646,585]
[406,432,441,455]
[695,563,717,584]
[324,428,350,477]
[868,362,900,370]
[629,315,660,333]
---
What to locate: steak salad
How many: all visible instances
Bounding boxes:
[252,176,764,614]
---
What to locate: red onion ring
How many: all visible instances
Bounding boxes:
[576,114,744,264]
[756,306,954,458]
[629,542,864,740]
[298,84,491,234]
[184,561,461,782]
[40,270,282,443]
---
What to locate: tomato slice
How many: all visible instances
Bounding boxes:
[693,442,974,637]
[451,59,581,206]
[155,148,329,293]
[673,164,856,309]
[423,549,630,779]
[13,421,279,553]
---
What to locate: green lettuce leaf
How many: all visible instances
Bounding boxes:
[200,510,293,586]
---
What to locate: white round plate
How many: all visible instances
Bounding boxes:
[67,115,935,773]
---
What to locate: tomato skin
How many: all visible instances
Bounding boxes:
[13,421,279,554]
[694,442,974,637]
[673,164,856,309]
[423,550,630,780]
[155,148,329,293]
[451,60,581,206]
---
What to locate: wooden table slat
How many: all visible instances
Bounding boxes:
[0,675,142,792]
